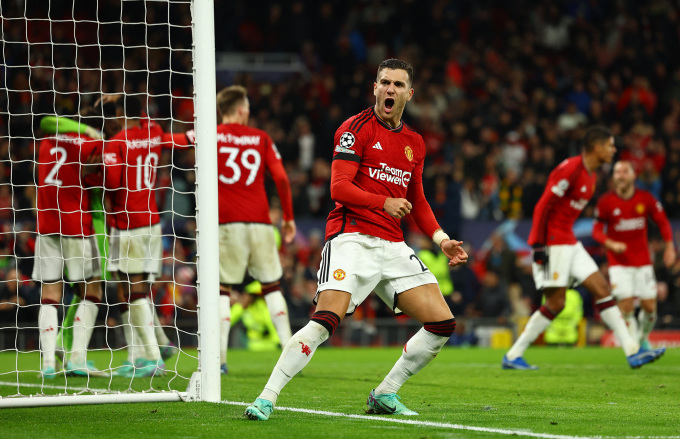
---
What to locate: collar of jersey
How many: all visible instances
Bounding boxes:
[372,107,403,133]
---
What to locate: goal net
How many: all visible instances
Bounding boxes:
[0,0,220,407]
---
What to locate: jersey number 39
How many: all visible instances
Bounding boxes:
[219,147,261,186]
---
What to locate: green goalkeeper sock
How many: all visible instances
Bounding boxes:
[57,295,81,364]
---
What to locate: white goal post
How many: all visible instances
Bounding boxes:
[0,0,220,407]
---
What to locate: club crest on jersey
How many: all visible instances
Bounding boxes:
[338,132,355,149]
[636,203,645,214]
[553,272,559,280]
[404,145,413,161]
[333,269,346,281]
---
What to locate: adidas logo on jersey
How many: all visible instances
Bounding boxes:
[580,185,587,193]
[373,141,383,150]
[613,208,621,216]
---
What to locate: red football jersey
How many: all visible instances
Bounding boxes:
[326,107,434,242]
[36,133,99,236]
[528,156,597,246]
[593,189,673,267]
[102,124,165,230]
[216,123,293,224]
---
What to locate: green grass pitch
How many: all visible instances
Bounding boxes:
[0,346,678,438]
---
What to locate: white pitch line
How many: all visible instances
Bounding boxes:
[1,382,675,439]
[223,399,589,439]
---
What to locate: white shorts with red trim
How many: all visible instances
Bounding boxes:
[219,223,282,285]
[108,224,162,275]
[609,264,657,300]
[532,241,598,290]
[315,233,438,316]
[32,234,101,282]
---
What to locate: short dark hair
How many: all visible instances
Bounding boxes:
[582,125,612,152]
[217,85,248,118]
[377,59,414,87]
[116,95,143,118]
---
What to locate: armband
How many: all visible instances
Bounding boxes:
[432,229,450,247]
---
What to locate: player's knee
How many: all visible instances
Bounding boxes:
[424,318,456,337]
[545,296,566,313]
[310,310,341,337]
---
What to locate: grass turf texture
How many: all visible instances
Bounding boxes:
[0,347,678,438]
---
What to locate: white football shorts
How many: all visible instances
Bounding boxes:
[32,234,101,282]
[219,222,282,285]
[532,241,599,290]
[608,264,657,300]
[315,232,438,316]
[108,224,162,275]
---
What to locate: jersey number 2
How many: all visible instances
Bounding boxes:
[219,147,261,186]
[44,146,67,186]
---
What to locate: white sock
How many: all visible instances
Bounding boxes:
[258,321,329,405]
[375,328,448,395]
[598,297,638,356]
[264,291,292,346]
[150,301,171,346]
[39,304,59,370]
[638,309,657,345]
[70,299,98,365]
[506,309,552,361]
[121,310,143,364]
[130,297,161,362]
[622,311,639,341]
[220,295,231,365]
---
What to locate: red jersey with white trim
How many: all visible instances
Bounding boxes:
[528,156,597,246]
[103,124,164,230]
[593,189,673,267]
[36,133,99,236]
[327,107,428,242]
[216,123,293,224]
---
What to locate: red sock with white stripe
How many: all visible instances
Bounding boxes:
[39,300,59,370]
[596,296,638,356]
[375,319,455,395]
[262,284,292,347]
[259,311,340,405]
[506,306,555,361]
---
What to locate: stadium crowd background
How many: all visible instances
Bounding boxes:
[1,0,680,342]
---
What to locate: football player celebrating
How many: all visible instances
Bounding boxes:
[245,58,467,421]
[502,127,665,370]
[33,108,111,378]
[593,160,675,350]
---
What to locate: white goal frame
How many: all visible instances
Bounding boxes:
[0,0,220,408]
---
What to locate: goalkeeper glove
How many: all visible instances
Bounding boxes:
[532,244,548,265]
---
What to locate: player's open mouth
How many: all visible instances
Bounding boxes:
[385,98,394,112]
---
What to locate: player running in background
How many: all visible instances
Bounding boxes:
[593,160,676,350]
[210,85,296,374]
[33,107,111,378]
[245,58,468,421]
[502,126,666,370]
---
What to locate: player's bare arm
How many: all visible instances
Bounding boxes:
[281,220,296,244]
[663,243,676,267]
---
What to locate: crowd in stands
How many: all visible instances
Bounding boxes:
[1,1,680,335]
